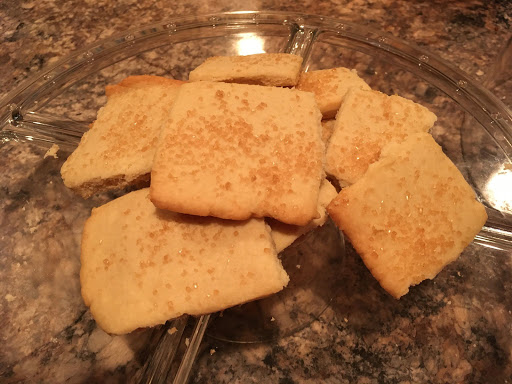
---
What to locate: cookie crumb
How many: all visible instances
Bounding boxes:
[5,294,15,302]
[168,327,178,335]
[210,349,216,355]
[44,144,60,159]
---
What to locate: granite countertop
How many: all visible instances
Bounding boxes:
[1,1,512,383]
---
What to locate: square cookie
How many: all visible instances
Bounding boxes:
[150,81,325,226]
[61,76,184,198]
[81,189,289,334]
[327,133,487,298]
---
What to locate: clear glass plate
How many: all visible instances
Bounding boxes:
[1,11,511,383]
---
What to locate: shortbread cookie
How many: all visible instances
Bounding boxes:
[81,188,289,334]
[327,133,487,298]
[150,81,325,226]
[189,53,303,86]
[270,179,337,253]
[297,67,371,118]
[61,76,184,198]
[325,88,437,186]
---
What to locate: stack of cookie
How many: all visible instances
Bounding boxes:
[61,53,487,334]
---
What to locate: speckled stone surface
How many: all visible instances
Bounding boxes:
[1,1,511,383]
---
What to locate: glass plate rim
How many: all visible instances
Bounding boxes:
[0,10,511,247]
